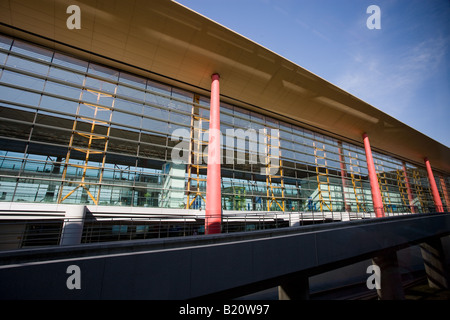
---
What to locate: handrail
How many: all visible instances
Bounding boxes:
[0,204,446,251]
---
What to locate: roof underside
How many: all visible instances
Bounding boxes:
[0,0,448,173]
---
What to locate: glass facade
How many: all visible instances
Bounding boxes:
[0,34,448,213]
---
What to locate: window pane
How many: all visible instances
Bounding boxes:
[147,80,171,96]
[0,52,7,66]
[143,104,169,121]
[11,40,53,62]
[142,117,168,134]
[139,143,166,159]
[88,63,119,81]
[0,104,35,120]
[39,95,78,115]
[172,88,193,102]
[115,98,143,115]
[0,85,41,106]
[81,88,114,107]
[119,72,146,89]
[110,126,140,140]
[52,52,88,72]
[0,118,32,140]
[111,111,140,128]
[234,116,249,129]
[146,91,170,109]
[169,111,191,125]
[44,81,81,100]
[6,55,49,75]
[0,35,12,50]
[170,98,192,113]
[0,70,45,90]
[31,125,71,145]
[221,112,234,125]
[36,110,74,129]
[108,137,138,155]
[85,76,116,95]
[78,103,112,122]
[48,66,85,85]
[141,136,167,154]
[117,84,145,101]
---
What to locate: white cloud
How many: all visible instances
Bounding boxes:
[335,35,449,118]
[332,34,450,146]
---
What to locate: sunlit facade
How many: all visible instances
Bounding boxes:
[1,33,448,215]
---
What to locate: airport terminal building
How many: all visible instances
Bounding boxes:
[0,1,448,247]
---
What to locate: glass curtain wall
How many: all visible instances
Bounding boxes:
[0,34,448,213]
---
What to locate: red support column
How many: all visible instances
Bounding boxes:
[402,162,416,213]
[424,158,444,212]
[362,133,384,218]
[205,73,222,234]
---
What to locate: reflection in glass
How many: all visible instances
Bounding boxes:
[6,55,49,75]
[11,40,53,62]
[52,52,88,72]
[0,34,446,214]
[0,85,41,106]
[48,66,85,85]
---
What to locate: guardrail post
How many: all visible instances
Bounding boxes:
[60,205,86,246]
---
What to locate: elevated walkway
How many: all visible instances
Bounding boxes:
[0,213,449,299]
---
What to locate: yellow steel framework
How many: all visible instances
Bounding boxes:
[348,151,366,212]
[412,169,425,211]
[264,128,285,211]
[186,94,208,209]
[396,168,409,211]
[313,141,333,211]
[58,87,114,205]
[375,161,393,213]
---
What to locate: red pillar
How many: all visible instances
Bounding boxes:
[402,162,416,213]
[424,158,444,212]
[205,73,222,234]
[362,133,384,217]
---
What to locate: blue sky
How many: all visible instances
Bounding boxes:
[176,0,450,147]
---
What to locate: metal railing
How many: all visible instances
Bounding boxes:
[0,204,445,251]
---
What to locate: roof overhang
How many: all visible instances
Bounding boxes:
[0,0,448,173]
